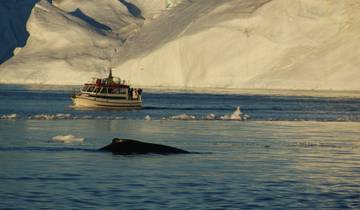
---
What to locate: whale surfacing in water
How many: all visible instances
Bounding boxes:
[99,138,189,155]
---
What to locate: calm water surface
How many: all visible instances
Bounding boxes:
[0,85,360,209]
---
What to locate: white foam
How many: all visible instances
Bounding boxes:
[51,135,85,144]
[0,113,18,120]
[170,113,196,120]
[144,115,151,120]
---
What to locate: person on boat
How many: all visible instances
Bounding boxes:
[96,79,101,86]
[129,88,133,100]
[132,88,137,100]
[138,88,143,95]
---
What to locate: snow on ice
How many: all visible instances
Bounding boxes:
[1,0,360,91]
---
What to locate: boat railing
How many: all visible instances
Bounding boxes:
[77,78,142,101]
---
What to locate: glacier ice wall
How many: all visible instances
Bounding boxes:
[114,0,360,90]
[1,0,360,91]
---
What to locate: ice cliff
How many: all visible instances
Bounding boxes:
[0,0,359,91]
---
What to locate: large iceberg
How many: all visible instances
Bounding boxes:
[1,0,359,91]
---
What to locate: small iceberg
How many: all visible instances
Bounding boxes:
[230,106,242,120]
[51,135,85,144]
[170,113,196,120]
[220,106,250,121]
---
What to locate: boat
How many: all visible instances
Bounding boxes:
[71,68,142,109]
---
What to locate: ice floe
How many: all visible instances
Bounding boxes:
[28,113,73,120]
[0,113,18,120]
[26,114,125,120]
[170,113,196,120]
[161,106,250,121]
[51,135,85,144]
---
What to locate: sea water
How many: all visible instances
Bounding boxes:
[0,85,360,209]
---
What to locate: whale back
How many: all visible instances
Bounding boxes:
[100,138,189,155]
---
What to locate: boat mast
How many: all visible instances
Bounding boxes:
[108,68,113,80]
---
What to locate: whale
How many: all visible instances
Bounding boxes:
[99,138,189,155]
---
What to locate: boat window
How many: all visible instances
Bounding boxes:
[93,87,100,93]
[88,86,95,92]
[111,88,122,94]
[100,87,108,94]
[105,88,128,94]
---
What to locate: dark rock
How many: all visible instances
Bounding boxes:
[99,138,189,155]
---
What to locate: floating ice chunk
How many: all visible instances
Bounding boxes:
[1,113,18,120]
[29,113,73,120]
[230,106,242,120]
[242,114,250,120]
[170,113,196,120]
[144,115,151,120]
[205,113,216,120]
[29,114,53,120]
[220,115,230,120]
[51,135,85,144]
[220,106,249,121]
[55,113,72,119]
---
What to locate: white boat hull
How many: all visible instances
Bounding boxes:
[72,95,142,109]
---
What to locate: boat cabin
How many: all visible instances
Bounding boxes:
[79,70,142,100]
